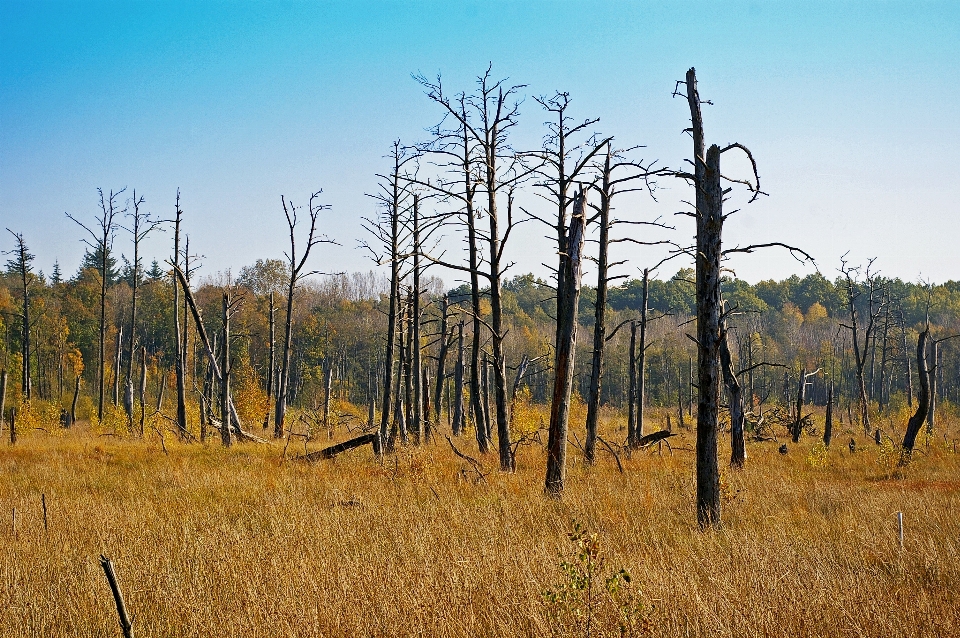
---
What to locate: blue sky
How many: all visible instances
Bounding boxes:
[2,1,958,285]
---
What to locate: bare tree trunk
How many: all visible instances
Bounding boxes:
[545,190,586,497]
[453,320,465,436]
[323,363,333,434]
[585,151,613,463]
[636,270,650,440]
[927,341,939,434]
[902,327,930,461]
[433,295,450,429]
[823,383,834,447]
[221,292,232,447]
[720,326,745,468]
[686,67,723,528]
[113,325,123,407]
[412,196,424,443]
[172,193,188,438]
[627,321,638,446]
[792,368,806,443]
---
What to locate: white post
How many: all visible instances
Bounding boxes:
[897,511,904,549]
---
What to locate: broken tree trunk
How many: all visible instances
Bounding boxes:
[688,65,723,528]
[720,325,746,468]
[901,327,930,462]
[545,189,586,498]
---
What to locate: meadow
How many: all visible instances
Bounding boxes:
[1,402,957,638]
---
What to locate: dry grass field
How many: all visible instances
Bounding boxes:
[1,403,958,637]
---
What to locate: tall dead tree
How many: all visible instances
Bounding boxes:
[528,92,609,354]
[274,191,332,437]
[67,187,125,422]
[416,67,530,470]
[221,292,233,447]
[362,142,416,452]
[676,67,810,527]
[4,230,35,400]
[411,195,424,443]
[839,256,885,435]
[121,191,159,421]
[544,189,586,497]
[583,143,670,462]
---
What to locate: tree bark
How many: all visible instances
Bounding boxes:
[636,270,650,441]
[411,195,424,443]
[545,189,586,497]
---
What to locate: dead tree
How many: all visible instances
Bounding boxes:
[3,230,35,400]
[121,191,159,421]
[415,67,531,470]
[676,67,811,527]
[839,256,885,434]
[221,292,232,447]
[432,294,452,429]
[411,195,424,443]
[170,191,189,438]
[823,382,834,447]
[67,188,125,421]
[901,326,930,463]
[527,92,609,352]
[452,319,466,435]
[719,323,746,467]
[274,191,333,437]
[545,189,586,497]
[409,82,488,456]
[791,368,820,443]
[362,141,416,452]
[583,144,670,462]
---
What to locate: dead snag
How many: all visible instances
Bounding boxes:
[901,327,930,464]
[719,324,746,468]
[545,189,587,498]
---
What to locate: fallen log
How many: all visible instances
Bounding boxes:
[294,433,378,462]
[635,429,677,448]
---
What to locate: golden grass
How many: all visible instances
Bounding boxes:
[1,407,958,637]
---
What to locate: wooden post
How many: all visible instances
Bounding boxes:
[99,555,134,638]
[545,189,586,497]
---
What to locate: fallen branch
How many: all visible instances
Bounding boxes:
[635,429,677,448]
[596,436,624,473]
[99,555,134,638]
[446,435,488,483]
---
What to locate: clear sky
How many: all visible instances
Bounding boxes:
[2,1,958,286]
